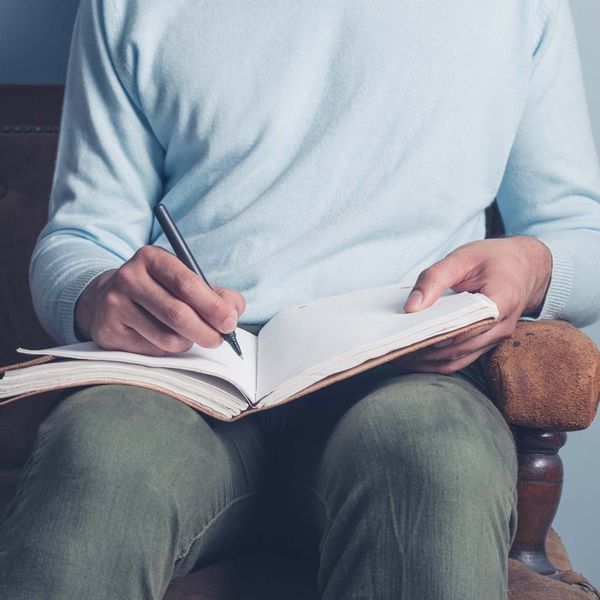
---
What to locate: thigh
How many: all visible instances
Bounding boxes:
[263,364,518,562]
[0,384,269,585]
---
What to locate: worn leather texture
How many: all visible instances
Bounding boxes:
[486,321,600,431]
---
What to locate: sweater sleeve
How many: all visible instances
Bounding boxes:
[495,0,600,327]
[29,0,164,345]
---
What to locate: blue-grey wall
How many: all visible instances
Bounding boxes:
[552,0,600,588]
[1,0,599,586]
[0,0,80,84]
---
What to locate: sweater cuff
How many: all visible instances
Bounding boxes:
[521,236,574,322]
[58,262,121,344]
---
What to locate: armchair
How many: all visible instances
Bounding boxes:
[1,85,599,600]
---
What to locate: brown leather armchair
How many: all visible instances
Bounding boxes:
[1,85,599,600]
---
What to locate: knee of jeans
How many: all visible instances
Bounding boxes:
[326,374,518,501]
[37,384,204,495]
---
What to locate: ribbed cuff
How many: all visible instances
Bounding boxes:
[58,262,121,344]
[521,237,574,322]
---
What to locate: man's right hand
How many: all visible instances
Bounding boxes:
[74,245,246,356]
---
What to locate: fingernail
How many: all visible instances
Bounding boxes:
[434,339,454,348]
[405,290,423,310]
[222,310,238,333]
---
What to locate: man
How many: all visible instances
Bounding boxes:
[1,0,599,599]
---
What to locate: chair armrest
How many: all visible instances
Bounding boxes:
[484,321,600,431]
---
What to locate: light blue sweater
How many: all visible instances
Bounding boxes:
[31,0,600,345]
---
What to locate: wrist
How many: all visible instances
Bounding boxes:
[522,237,553,316]
[74,269,117,340]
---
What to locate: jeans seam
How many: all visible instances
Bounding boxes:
[175,490,260,562]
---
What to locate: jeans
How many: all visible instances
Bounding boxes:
[0,349,518,599]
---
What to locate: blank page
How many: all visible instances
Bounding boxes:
[256,283,498,402]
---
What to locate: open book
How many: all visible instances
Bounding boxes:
[0,283,498,421]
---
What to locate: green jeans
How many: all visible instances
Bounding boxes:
[0,351,517,599]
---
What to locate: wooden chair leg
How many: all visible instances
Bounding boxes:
[509,427,567,577]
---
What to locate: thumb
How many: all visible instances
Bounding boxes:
[404,256,468,312]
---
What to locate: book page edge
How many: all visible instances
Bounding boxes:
[0,379,239,423]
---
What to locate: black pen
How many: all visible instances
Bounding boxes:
[153,203,243,359]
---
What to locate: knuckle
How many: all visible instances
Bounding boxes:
[134,245,154,262]
[416,267,432,283]
[103,290,122,310]
[205,294,225,318]
[438,362,459,375]
[419,265,444,287]
[227,290,246,313]
[164,302,187,327]
[158,332,190,353]
[112,266,136,290]
[173,272,197,297]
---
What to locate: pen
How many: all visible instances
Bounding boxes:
[153,203,243,359]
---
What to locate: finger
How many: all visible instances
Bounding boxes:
[213,286,246,318]
[430,322,496,349]
[95,322,167,357]
[395,342,499,375]
[126,276,225,349]
[404,255,471,312]
[419,342,500,374]
[417,321,513,362]
[139,248,239,333]
[120,299,195,354]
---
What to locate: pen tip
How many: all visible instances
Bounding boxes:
[225,332,243,359]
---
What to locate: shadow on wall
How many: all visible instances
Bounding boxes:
[0,0,81,85]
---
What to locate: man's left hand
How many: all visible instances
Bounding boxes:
[394,236,552,375]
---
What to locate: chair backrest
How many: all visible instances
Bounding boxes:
[0,86,63,467]
[0,86,63,367]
